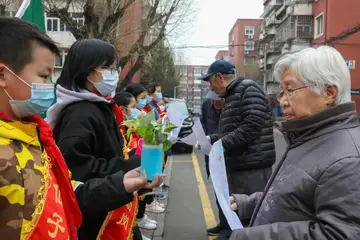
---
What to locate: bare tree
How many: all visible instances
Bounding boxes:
[0,0,16,16]
[43,0,194,89]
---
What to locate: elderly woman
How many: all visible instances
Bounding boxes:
[230,46,360,239]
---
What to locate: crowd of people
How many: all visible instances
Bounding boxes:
[0,17,169,240]
[2,16,360,240]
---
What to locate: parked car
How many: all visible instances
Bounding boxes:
[168,98,194,153]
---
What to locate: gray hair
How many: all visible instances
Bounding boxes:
[209,72,237,81]
[273,46,351,105]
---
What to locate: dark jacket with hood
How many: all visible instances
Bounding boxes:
[210,77,275,172]
[230,102,360,240]
[47,86,141,240]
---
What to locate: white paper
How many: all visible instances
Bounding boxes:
[209,140,243,230]
[192,119,212,155]
[180,132,198,145]
[165,111,186,143]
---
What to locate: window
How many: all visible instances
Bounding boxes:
[194,67,202,74]
[55,54,62,67]
[315,13,324,38]
[46,17,59,31]
[244,57,256,65]
[54,51,68,68]
[188,71,193,77]
[245,26,255,36]
[244,41,255,51]
[46,12,84,32]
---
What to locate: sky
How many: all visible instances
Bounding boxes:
[173,0,264,66]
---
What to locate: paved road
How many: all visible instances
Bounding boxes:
[161,133,286,240]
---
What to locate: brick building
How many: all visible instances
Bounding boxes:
[215,50,230,61]
[176,65,209,114]
[228,19,262,77]
[312,0,360,112]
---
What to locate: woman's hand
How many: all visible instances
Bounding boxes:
[123,167,165,193]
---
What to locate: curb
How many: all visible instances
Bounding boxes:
[152,155,173,238]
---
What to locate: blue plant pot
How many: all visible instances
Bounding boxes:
[141,144,163,181]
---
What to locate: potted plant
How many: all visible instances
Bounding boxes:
[123,111,176,180]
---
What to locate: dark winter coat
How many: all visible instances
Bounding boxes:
[53,100,141,240]
[210,77,276,172]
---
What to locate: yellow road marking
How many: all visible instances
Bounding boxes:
[191,152,217,240]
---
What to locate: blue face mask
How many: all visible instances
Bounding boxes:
[146,96,152,104]
[136,98,147,109]
[155,92,163,102]
[130,108,140,120]
[90,69,119,97]
[3,67,55,118]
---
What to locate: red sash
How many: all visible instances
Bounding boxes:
[92,93,138,239]
[96,195,138,240]
[30,169,70,240]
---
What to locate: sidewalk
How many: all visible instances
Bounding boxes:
[140,155,174,240]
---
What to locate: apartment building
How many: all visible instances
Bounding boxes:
[312,0,360,112]
[228,19,262,77]
[45,10,82,80]
[215,50,230,61]
[176,65,209,114]
[259,0,313,94]
[259,0,360,110]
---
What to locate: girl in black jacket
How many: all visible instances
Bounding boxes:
[47,39,162,240]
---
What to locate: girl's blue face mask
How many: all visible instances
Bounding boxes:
[130,108,140,120]
[155,92,163,102]
[3,66,55,118]
[89,69,119,97]
[136,98,147,109]
[146,96,153,104]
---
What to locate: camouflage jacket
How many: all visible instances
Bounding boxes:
[0,117,78,239]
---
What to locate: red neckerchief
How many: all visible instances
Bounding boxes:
[151,99,162,115]
[0,112,82,240]
[143,104,152,113]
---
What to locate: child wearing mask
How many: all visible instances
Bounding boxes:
[46,38,163,240]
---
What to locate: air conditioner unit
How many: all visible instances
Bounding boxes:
[245,51,249,55]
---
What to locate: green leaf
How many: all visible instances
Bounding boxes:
[164,123,177,133]
[163,140,173,151]
[126,128,133,139]
[144,123,155,145]
[155,130,166,144]
[135,127,148,138]
[140,111,155,127]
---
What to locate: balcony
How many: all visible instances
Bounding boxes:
[267,42,282,54]
[261,0,284,18]
[265,13,281,27]
[275,15,313,43]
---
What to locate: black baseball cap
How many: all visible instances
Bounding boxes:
[199,60,235,81]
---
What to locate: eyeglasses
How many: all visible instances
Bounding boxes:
[277,85,313,102]
[98,66,120,74]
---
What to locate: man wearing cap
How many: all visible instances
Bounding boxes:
[199,60,275,239]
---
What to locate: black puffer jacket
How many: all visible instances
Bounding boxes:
[210,77,275,172]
